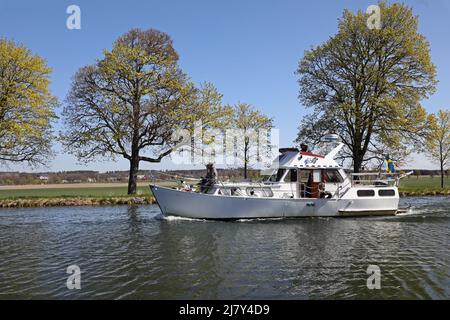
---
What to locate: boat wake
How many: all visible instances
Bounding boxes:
[395,207,417,216]
[156,214,287,223]
[393,199,450,222]
[236,217,285,223]
[155,213,208,222]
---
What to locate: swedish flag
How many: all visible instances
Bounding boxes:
[385,157,395,174]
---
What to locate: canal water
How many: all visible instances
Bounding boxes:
[0,196,448,299]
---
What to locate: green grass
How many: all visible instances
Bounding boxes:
[0,186,152,199]
[399,176,449,191]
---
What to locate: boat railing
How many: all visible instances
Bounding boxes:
[246,185,275,197]
[216,184,275,197]
[298,182,327,198]
[298,181,352,199]
[350,172,412,187]
[336,182,352,198]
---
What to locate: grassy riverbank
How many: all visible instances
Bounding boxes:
[0,196,156,208]
[0,185,152,199]
[398,176,449,196]
[0,182,166,208]
[0,177,448,208]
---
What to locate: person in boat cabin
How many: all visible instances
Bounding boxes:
[300,168,339,199]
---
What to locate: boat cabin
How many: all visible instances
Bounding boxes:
[200,142,400,201]
[263,147,348,199]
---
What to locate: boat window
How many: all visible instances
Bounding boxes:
[379,189,395,197]
[299,170,310,183]
[285,169,298,182]
[267,169,286,182]
[357,189,375,197]
[278,154,288,162]
[313,170,321,183]
[246,187,274,197]
[230,187,243,196]
[323,169,343,183]
[218,188,231,196]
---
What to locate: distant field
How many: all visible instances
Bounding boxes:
[399,176,449,191]
[0,186,150,199]
[0,181,178,199]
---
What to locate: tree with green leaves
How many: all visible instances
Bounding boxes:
[426,109,449,189]
[295,2,437,172]
[182,82,234,164]
[61,29,229,194]
[232,103,273,179]
[0,39,57,166]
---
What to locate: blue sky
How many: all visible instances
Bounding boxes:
[0,0,448,171]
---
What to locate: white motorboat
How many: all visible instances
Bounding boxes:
[150,142,409,220]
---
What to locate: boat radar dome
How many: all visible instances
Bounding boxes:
[322,134,340,142]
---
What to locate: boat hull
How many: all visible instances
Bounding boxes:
[150,185,399,220]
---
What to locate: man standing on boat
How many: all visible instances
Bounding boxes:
[200,163,218,193]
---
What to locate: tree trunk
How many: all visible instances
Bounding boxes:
[244,141,248,180]
[244,160,248,180]
[441,161,444,189]
[127,150,140,195]
[128,98,141,195]
[353,152,363,173]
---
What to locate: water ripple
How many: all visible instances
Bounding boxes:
[0,197,449,299]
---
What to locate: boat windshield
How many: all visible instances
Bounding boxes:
[266,169,286,182]
[323,169,343,183]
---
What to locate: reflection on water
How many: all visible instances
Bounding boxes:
[0,197,448,299]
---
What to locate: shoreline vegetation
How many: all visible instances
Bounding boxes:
[0,177,448,208]
[0,196,156,208]
[0,182,160,208]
